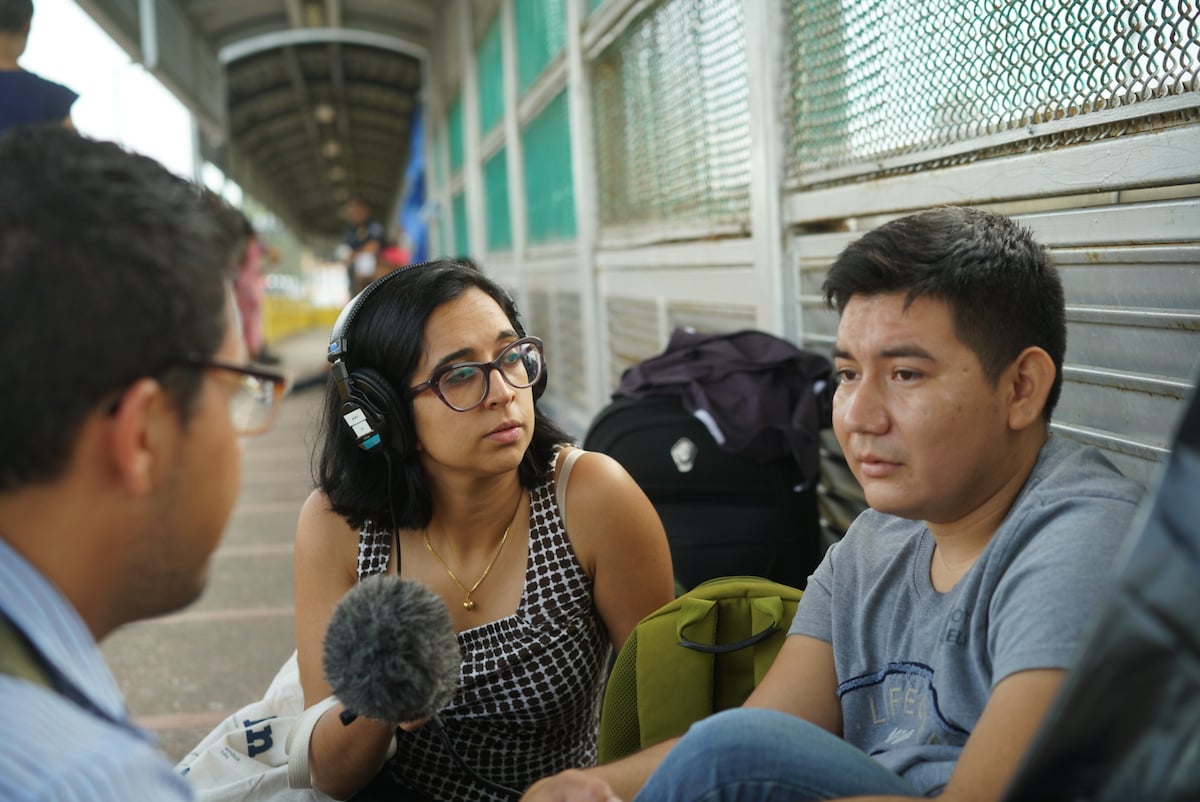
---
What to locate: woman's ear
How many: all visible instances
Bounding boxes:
[1006,346,1056,431]
[106,378,175,495]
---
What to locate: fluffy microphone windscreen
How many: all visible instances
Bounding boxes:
[323,575,463,724]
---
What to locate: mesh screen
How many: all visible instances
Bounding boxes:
[526,288,553,358]
[606,297,660,392]
[485,148,513,252]
[478,18,505,137]
[667,302,757,335]
[523,91,577,244]
[452,191,468,257]
[784,0,1200,181]
[516,0,567,94]
[591,0,751,228]
[554,289,588,411]
[448,95,465,175]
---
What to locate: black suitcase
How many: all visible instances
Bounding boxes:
[583,395,821,590]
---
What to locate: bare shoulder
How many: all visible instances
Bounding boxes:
[557,448,644,507]
[295,488,359,570]
[556,448,668,564]
[556,447,674,648]
[555,448,660,534]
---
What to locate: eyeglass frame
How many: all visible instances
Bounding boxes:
[166,357,291,436]
[408,336,544,412]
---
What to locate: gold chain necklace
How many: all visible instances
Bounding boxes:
[423,501,517,611]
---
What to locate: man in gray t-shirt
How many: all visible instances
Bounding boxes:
[789,433,1140,796]
[522,208,1144,802]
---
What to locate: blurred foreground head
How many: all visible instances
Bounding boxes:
[0,127,241,492]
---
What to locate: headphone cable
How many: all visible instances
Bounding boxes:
[381,447,519,799]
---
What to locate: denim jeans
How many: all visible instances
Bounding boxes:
[634,708,922,802]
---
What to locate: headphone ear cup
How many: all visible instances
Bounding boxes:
[344,367,411,456]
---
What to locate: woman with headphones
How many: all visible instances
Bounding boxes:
[293,259,675,800]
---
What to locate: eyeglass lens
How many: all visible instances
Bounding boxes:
[228,374,280,434]
[437,340,542,411]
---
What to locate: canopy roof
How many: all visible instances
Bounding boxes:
[81,0,437,245]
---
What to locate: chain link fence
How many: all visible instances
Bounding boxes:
[784,0,1200,183]
[591,0,751,228]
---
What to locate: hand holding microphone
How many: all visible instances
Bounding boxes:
[322,574,462,727]
[322,575,522,798]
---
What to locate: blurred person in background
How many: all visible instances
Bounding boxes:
[0,0,77,135]
[342,196,386,295]
[234,212,283,365]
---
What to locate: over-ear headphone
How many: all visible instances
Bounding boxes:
[327,261,547,455]
[328,264,428,454]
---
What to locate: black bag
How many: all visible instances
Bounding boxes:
[1001,377,1200,802]
[583,395,821,590]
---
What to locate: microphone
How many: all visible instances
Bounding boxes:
[323,575,462,726]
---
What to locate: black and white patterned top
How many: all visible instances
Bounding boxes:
[354,453,611,801]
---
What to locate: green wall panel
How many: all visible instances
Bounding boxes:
[478,18,505,136]
[522,91,576,244]
[484,148,512,252]
[516,0,566,94]
[452,192,468,257]
[448,97,464,174]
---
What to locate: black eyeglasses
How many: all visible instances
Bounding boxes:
[171,358,291,436]
[409,337,544,412]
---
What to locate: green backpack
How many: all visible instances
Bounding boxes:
[598,576,802,763]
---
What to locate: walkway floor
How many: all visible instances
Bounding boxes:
[100,327,333,763]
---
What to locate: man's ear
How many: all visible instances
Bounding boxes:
[106,378,176,495]
[1005,346,1056,431]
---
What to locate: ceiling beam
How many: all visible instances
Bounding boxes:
[281,44,336,215]
[325,43,358,200]
[218,27,428,64]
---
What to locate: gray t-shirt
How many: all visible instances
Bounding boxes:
[789,435,1143,795]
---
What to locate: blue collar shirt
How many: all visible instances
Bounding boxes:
[0,537,193,801]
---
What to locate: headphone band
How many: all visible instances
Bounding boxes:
[328,260,437,365]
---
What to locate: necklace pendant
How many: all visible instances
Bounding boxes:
[463,598,476,611]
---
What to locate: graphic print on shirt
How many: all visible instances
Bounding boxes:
[838,662,970,754]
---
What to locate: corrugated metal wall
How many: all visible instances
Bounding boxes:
[424,0,1200,518]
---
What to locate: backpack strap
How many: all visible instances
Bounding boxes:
[676,594,788,685]
[635,600,716,748]
[0,610,138,737]
[555,447,584,527]
[0,610,53,689]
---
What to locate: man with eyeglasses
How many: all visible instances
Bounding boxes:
[0,127,288,801]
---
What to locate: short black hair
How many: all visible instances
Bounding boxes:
[0,128,242,491]
[317,259,572,531]
[823,207,1066,420]
[0,0,33,32]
